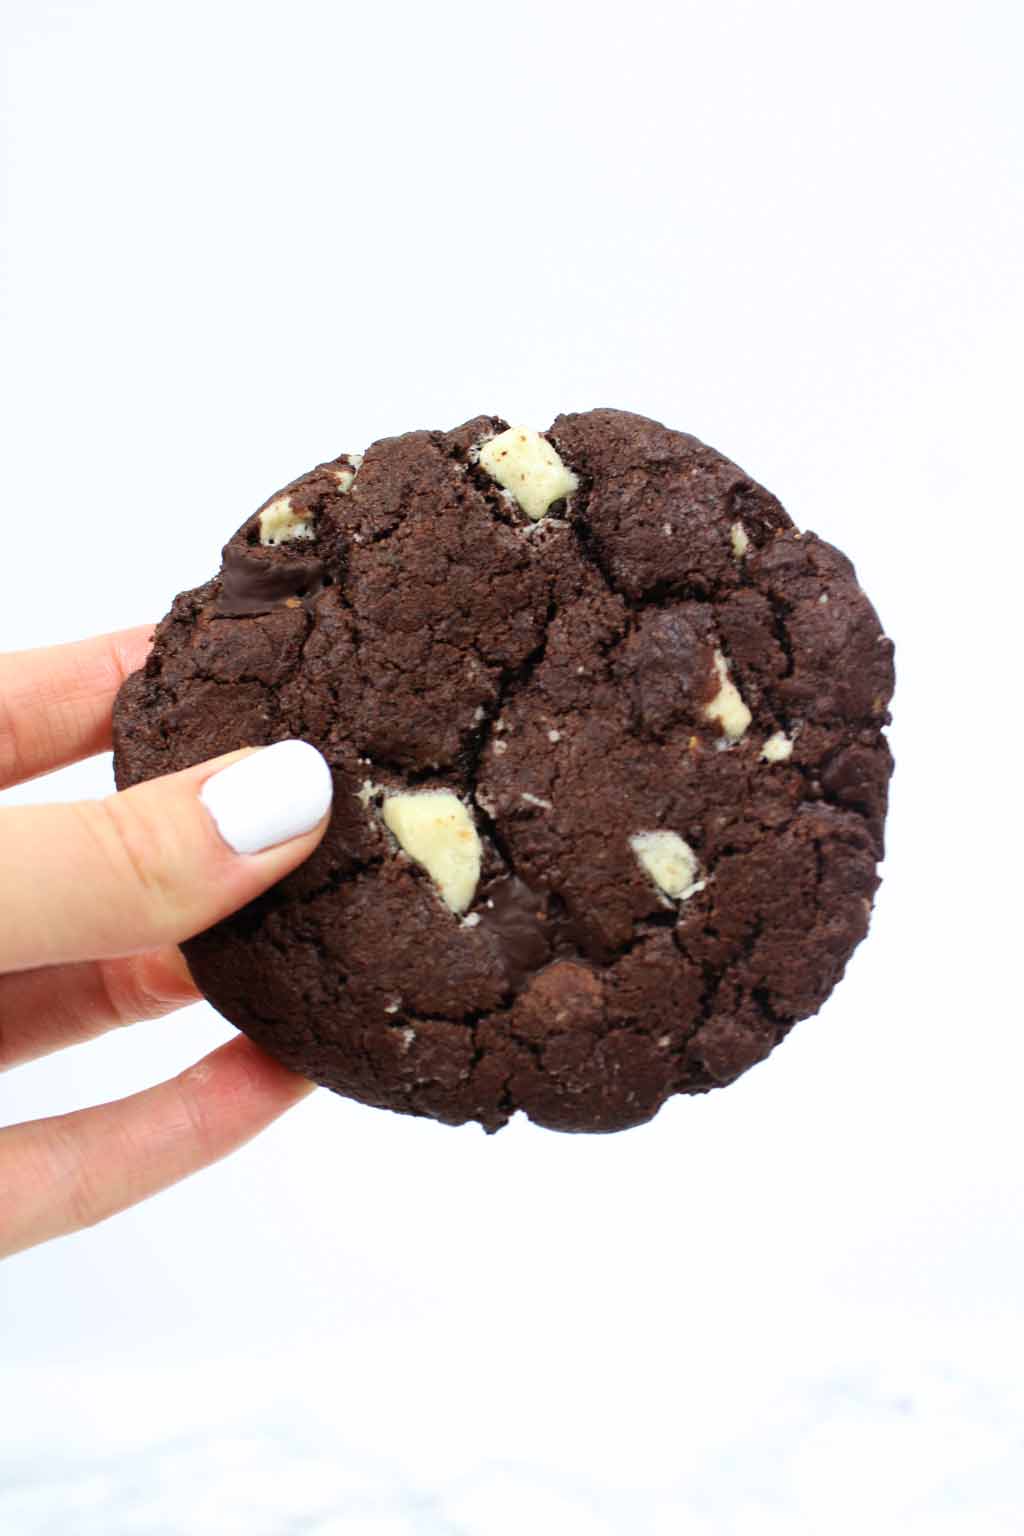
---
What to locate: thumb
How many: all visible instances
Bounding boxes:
[0,740,333,972]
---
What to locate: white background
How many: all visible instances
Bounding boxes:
[1,1,1022,1531]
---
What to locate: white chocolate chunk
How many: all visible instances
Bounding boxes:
[356,779,379,807]
[382,790,482,913]
[730,521,750,558]
[521,792,552,810]
[547,729,561,743]
[704,649,751,741]
[332,452,364,492]
[478,426,578,521]
[630,831,705,901]
[761,731,794,763]
[259,495,313,546]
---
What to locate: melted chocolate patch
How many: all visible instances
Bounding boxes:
[214,544,326,617]
[478,876,553,989]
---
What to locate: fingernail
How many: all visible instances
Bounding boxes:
[200,740,333,855]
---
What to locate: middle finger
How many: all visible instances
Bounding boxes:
[0,947,200,1074]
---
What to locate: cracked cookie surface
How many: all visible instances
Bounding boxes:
[113,409,895,1133]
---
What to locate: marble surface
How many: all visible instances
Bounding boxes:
[3,1352,1022,1535]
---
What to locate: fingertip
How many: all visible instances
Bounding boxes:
[135,945,202,1007]
[177,1036,316,1152]
[112,624,157,679]
[199,740,334,857]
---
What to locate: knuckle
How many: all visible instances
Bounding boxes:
[64,1164,104,1235]
[172,1069,218,1163]
[48,1118,105,1237]
[0,1153,26,1258]
[95,956,156,1029]
[96,953,196,1028]
[0,685,26,786]
[89,794,186,941]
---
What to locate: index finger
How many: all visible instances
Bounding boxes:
[0,626,154,790]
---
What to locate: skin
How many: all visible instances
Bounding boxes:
[0,626,330,1260]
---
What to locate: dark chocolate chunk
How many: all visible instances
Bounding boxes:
[478,876,554,989]
[214,544,326,617]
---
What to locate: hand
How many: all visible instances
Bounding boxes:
[0,627,333,1259]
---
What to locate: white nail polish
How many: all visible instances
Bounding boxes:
[200,740,333,855]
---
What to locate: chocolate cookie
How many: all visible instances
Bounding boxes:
[113,410,894,1133]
